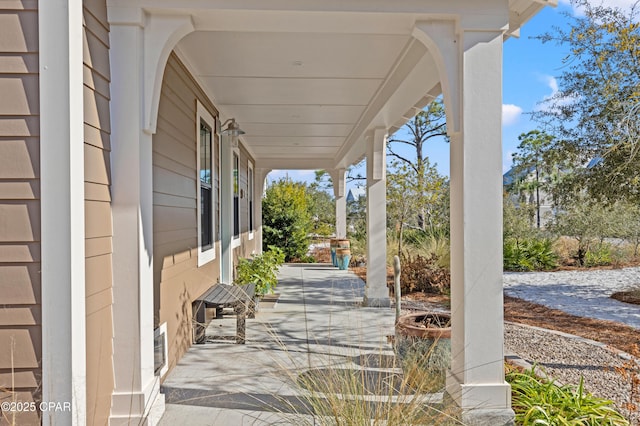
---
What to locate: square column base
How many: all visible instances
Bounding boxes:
[109,380,164,425]
[443,389,514,426]
[446,373,514,425]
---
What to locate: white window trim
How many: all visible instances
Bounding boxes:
[231,147,241,249]
[197,100,217,266]
[248,159,255,240]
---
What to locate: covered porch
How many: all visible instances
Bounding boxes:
[104,0,555,424]
[157,263,406,425]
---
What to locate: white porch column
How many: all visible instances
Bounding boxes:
[220,133,234,282]
[364,129,390,307]
[446,31,512,423]
[108,14,162,424]
[39,1,86,424]
[255,168,271,254]
[329,168,347,238]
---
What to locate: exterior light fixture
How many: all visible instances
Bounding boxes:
[220,118,245,148]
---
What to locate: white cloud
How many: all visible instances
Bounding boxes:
[544,75,559,94]
[535,74,579,113]
[502,104,523,126]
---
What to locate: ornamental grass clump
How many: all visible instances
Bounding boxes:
[506,366,629,425]
[394,336,450,393]
[292,350,462,426]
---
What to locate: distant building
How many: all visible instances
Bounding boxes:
[503,166,554,227]
[347,187,366,203]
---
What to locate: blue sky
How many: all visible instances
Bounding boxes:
[268,0,637,189]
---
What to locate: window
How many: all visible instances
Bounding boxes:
[197,101,217,266]
[233,151,240,240]
[200,121,213,248]
[248,160,254,239]
[154,323,168,377]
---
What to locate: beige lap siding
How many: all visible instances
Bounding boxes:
[154,52,258,372]
[83,0,115,423]
[154,53,222,371]
[0,2,41,425]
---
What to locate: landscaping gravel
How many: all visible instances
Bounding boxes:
[503,268,640,422]
[504,267,640,329]
[505,322,638,424]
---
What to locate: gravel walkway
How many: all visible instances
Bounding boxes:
[504,267,640,329]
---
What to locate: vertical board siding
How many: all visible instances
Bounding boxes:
[82,1,114,424]
[0,2,41,425]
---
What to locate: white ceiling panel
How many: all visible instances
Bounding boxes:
[251,145,340,156]
[179,32,410,79]
[246,136,344,147]
[202,76,382,106]
[220,105,365,124]
[241,123,352,138]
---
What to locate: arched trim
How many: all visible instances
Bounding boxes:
[412,20,461,136]
[143,14,195,134]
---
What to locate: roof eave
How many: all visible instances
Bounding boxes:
[506,0,558,39]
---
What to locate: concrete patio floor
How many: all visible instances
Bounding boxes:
[158,263,397,425]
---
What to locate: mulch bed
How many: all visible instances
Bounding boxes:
[611,291,640,306]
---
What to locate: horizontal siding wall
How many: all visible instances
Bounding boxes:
[83,0,114,423]
[154,52,259,373]
[153,54,259,368]
[154,53,222,371]
[0,2,41,425]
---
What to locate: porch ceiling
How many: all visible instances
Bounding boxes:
[176,28,432,171]
[166,0,554,171]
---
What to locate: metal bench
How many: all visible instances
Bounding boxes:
[193,283,256,344]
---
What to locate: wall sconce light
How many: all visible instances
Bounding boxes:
[220,118,245,148]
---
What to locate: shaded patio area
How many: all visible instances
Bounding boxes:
[159,264,397,425]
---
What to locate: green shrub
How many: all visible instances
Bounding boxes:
[235,246,285,296]
[584,244,612,267]
[262,179,312,261]
[504,238,558,271]
[506,366,628,425]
